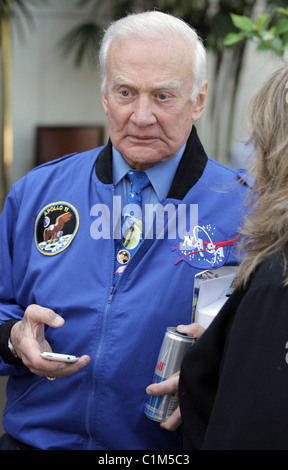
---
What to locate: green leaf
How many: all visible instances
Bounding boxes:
[255,13,269,31]
[231,13,254,33]
[271,37,284,52]
[277,8,288,17]
[274,19,288,36]
[256,37,284,56]
[224,33,244,46]
[282,31,288,46]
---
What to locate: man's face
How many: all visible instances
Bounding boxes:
[102,36,207,170]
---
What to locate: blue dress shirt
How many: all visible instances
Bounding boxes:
[112,144,186,206]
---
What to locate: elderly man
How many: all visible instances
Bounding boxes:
[0,11,247,450]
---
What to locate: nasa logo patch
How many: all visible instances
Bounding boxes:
[173,220,238,269]
[35,202,79,255]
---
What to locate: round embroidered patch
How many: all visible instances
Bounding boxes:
[173,220,236,269]
[35,202,79,255]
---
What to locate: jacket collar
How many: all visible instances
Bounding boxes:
[95,126,208,200]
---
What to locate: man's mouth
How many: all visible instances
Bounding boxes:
[128,135,157,142]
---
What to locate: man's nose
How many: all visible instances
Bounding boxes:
[130,95,157,126]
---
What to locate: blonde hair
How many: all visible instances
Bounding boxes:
[237,65,288,287]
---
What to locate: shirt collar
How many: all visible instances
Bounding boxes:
[112,144,186,201]
[112,148,131,186]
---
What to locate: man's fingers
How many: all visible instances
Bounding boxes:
[30,354,91,378]
[25,304,64,328]
[10,305,64,359]
[9,304,90,378]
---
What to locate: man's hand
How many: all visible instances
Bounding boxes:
[10,304,90,378]
[146,322,205,431]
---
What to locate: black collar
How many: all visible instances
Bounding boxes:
[95,126,208,200]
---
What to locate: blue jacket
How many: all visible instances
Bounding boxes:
[0,127,248,449]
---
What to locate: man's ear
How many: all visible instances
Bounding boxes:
[102,92,108,115]
[191,81,208,122]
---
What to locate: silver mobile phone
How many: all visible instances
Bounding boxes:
[40,352,79,363]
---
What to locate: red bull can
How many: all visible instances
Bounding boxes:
[145,327,195,422]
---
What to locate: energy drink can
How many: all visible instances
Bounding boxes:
[145,327,195,422]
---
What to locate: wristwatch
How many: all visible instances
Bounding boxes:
[8,337,18,358]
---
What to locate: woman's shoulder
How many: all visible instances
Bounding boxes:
[250,251,288,289]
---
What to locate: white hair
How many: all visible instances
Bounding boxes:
[99,11,207,101]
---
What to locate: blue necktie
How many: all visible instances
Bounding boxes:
[114,170,150,281]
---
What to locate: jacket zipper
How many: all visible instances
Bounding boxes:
[85,188,154,448]
[85,185,117,449]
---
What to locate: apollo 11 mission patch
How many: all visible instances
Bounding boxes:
[34,202,79,255]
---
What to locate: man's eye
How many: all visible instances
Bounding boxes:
[158,93,168,100]
[120,90,130,97]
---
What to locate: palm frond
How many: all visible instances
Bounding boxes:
[0,0,51,38]
[0,0,49,17]
[76,0,99,6]
[75,0,109,17]
[58,22,102,67]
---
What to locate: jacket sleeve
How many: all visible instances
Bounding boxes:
[0,186,27,375]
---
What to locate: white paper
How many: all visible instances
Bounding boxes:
[193,266,237,328]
